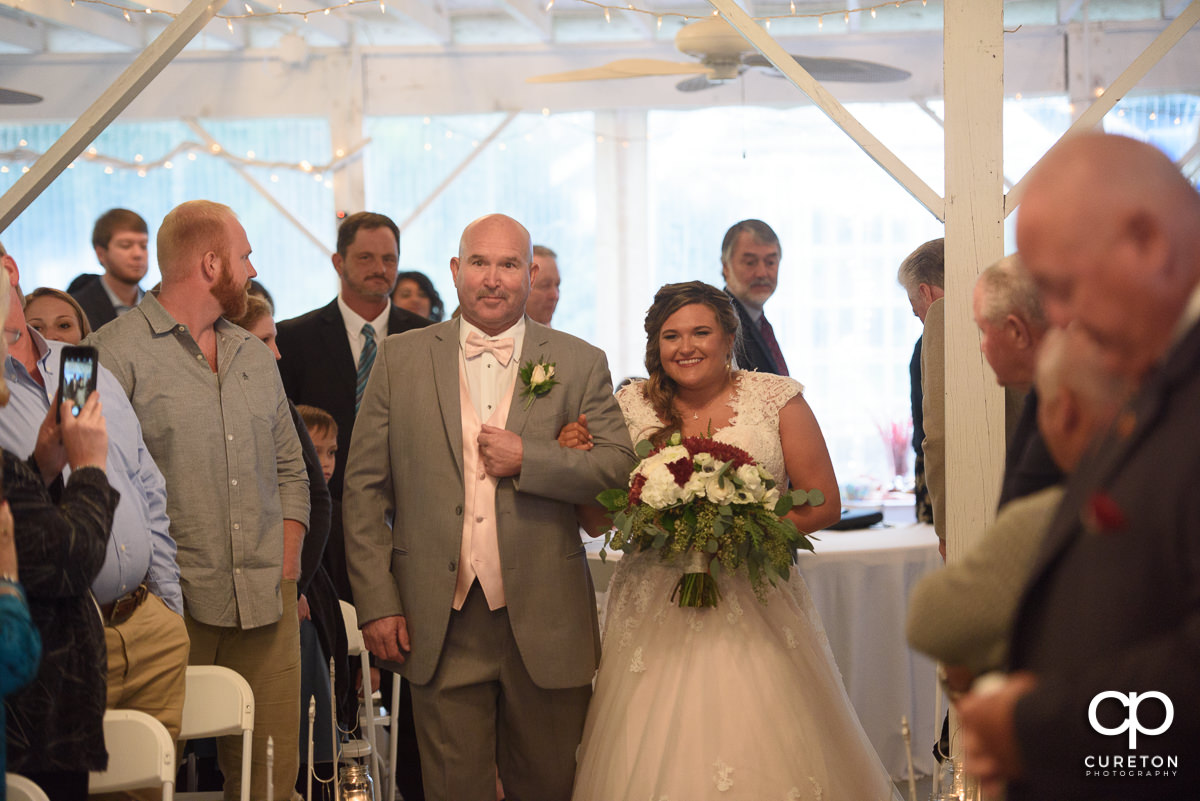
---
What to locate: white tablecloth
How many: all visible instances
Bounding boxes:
[586,522,942,780]
[795,522,942,779]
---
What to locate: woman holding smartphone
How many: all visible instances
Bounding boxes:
[0,270,119,801]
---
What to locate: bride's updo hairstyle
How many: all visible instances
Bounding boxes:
[642,280,741,446]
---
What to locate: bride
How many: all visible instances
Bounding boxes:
[565,281,900,801]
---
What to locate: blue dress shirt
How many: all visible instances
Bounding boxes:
[0,329,182,615]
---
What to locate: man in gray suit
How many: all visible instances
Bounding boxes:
[343,213,635,801]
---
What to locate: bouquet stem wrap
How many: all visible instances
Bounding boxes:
[671,549,721,608]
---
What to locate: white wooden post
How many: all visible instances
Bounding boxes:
[594,109,649,381]
[943,2,1006,794]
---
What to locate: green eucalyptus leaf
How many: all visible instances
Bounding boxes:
[808,488,826,507]
[597,488,628,510]
[635,439,654,459]
[705,538,719,553]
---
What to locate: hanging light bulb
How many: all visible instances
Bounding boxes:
[655,15,661,29]
[122,9,131,21]
[603,7,610,23]
[817,15,823,28]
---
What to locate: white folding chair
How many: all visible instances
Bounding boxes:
[340,600,401,801]
[88,709,176,801]
[6,773,51,801]
[178,664,255,801]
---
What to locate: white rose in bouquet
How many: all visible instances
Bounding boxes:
[640,462,688,508]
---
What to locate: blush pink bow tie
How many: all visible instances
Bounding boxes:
[464,330,515,365]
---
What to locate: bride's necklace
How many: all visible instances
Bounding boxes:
[675,380,734,423]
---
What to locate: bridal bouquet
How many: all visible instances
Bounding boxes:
[597,433,823,608]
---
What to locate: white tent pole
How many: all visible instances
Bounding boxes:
[0,0,224,233]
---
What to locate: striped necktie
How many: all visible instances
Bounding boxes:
[355,323,377,413]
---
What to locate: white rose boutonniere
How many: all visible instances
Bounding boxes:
[519,358,559,409]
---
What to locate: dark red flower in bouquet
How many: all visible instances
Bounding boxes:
[680,436,755,468]
[1085,491,1127,534]
[666,458,692,487]
[629,472,647,505]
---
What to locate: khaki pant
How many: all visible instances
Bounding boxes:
[186,580,301,801]
[90,593,191,801]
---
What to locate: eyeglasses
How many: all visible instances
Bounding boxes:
[3,329,21,346]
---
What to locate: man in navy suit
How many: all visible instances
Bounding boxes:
[69,208,149,331]
[275,211,430,801]
[958,133,1200,799]
[720,219,789,375]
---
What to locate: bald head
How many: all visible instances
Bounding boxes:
[451,214,537,336]
[457,214,532,264]
[1017,133,1200,382]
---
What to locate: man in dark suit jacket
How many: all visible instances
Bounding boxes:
[971,254,1063,509]
[69,208,149,331]
[275,211,430,801]
[721,219,789,375]
[276,212,431,501]
[958,133,1200,799]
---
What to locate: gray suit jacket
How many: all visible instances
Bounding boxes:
[1005,316,1200,800]
[343,317,635,688]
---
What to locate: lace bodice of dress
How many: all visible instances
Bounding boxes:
[616,371,804,485]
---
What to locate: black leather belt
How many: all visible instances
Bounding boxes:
[100,583,148,626]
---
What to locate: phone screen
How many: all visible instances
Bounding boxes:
[58,346,98,420]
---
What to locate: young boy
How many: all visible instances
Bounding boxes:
[296,405,337,487]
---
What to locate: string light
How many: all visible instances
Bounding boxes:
[57,0,929,29]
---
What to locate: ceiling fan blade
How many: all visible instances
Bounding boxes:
[0,87,43,104]
[675,74,723,92]
[743,54,911,83]
[527,59,710,84]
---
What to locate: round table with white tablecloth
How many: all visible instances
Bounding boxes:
[795,522,942,779]
[586,521,942,780]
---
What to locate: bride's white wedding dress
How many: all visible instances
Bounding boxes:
[572,372,900,801]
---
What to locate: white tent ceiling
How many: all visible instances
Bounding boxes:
[1,0,1197,120]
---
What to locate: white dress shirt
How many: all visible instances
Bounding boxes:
[337,293,390,366]
[459,317,526,420]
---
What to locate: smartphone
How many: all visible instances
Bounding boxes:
[57,345,99,423]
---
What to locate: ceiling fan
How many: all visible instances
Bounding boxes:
[527,17,910,92]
